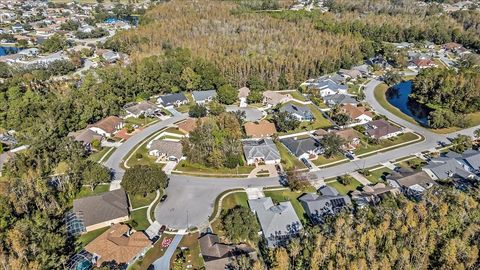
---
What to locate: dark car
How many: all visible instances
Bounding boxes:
[301,158,312,169]
[160,194,168,202]
[159,225,166,234]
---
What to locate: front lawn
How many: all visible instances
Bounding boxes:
[175,160,254,176]
[125,117,158,127]
[275,142,306,170]
[76,184,110,199]
[211,191,248,236]
[395,157,426,171]
[365,167,393,183]
[127,208,150,231]
[126,143,160,167]
[263,189,307,224]
[326,179,363,195]
[88,147,112,163]
[354,132,420,156]
[129,234,174,270]
[288,90,307,102]
[129,192,157,209]
[76,227,109,249]
[312,154,347,167]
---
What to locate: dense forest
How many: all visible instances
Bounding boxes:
[106,0,480,89]
[411,67,480,128]
[265,187,480,270]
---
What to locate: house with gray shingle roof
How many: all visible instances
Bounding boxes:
[192,90,217,104]
[157,93,188,108]
[248,197,303,247]
[298,186,351,224]
[242,139,280,165]
[279,103,314,121]
[310,78,348,97]
[124,101,160,118]
[422,150,480,181]
[323,94,358,107]
[148,140,183,161]
[280,136,323,159]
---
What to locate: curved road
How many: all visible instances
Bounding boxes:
[104,80,480,230]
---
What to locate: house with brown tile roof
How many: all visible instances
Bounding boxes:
[68,128,103,149]
[351,183,400,207]
[85,224,151,267]
[73,189,129,232]
[244,120,277,139]
[89,116,124,137]
[364,120,402,139]
[340,104,373,127]
[332,128,361,150]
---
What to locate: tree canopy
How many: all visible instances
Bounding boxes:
[121,165,168,196]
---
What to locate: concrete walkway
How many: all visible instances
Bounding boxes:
[147,190,161,225]
[381,162,397,170]
[245,187,265,200]
[348,171,372,186]
[152,230,185,270]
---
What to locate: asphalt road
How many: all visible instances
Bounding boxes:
[104,114,188,190]
[105,80,480,230]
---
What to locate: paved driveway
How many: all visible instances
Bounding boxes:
[154,175,279,229]
[152,232,184,270]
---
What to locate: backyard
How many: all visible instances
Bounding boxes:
[75,184,110,199]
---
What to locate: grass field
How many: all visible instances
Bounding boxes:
[127,208,150,231]
[175,160,254,175]
[326,179,363,195]
[76,184,109,199]
[129,192,157,209]
[263,189,307,224]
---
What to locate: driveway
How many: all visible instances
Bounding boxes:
[154,175,279,230]
[151,232,184,270]
[226,106,264,122]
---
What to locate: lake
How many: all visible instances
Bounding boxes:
[0,46,19,56]
[386,80,430,126]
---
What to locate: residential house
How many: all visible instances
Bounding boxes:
[242,138,281,165]
[88,116,124,137]
[192,90,217,104]
[199,233,256,270]
[422,150,480,181]
[248,197,303,247]
[298,186,351,224]
[263,91,292,107]
[323,94,358,107]
[332,128,361,150]
[313,129,329,139]
[387,171,437,200]
[443,42,463,52]
[147,140,183,162]
[310,78,348,97]
[244,120,277,139]
[280,136,323,159]
[351,183,400,207]
[84,224,151,267]
[72,189,129,232]
[364,120,402,139]
[238,87,250,108]
[177,117,198,135]
[338,69,362,81]
[279,103,314,121]
[157,93,188,108]
[409,58,437,69]
[68,128,103,150]
[352,64,371,76]
[340,104,373,127]
[124,101,160,118]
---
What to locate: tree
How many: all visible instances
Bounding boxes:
[247,90,263,104]
[246,75,266,92]
[220,206,260,243]
[228,254,258,270]
[180,67,200,91]
[451,134,472,153]
[208,100,226,116]
[286,170,313,191]
[217,84,237,105]
[474,129,480,140]
[384,71,402,86]
[82,162,111,190]
[40,34,67,53]
[321,133,346,158]
[121,165,168,196]
[337,174,353,185]
[272,111,300,132]
[332,113,351,126]
[188,104,207,118]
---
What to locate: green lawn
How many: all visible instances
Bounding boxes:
[126,143,162,168]
[129,192,157,209]
[279,102,332,135]
[76,227,109,249]
[175,160,254,175]
[263,189,307,224]
[127,208,150,231]
[76,185,110,199]
[170,233,204,270]
[288,90,307,102]
[125,117,158,127]
[395,157,426,171]
[312,154,347,166]
[354,132,420,155]
[275,142,306,170]
[88,147,112,163]
[348,84,361,95]
[365,167,393,183]
[163,127,187,135]
[327,179,363,195]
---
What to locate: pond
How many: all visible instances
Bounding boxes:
[0,46,19,56]
[386,80,430,126]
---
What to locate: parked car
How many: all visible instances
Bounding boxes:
[160,194,168,202]
[301,158,312,169]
